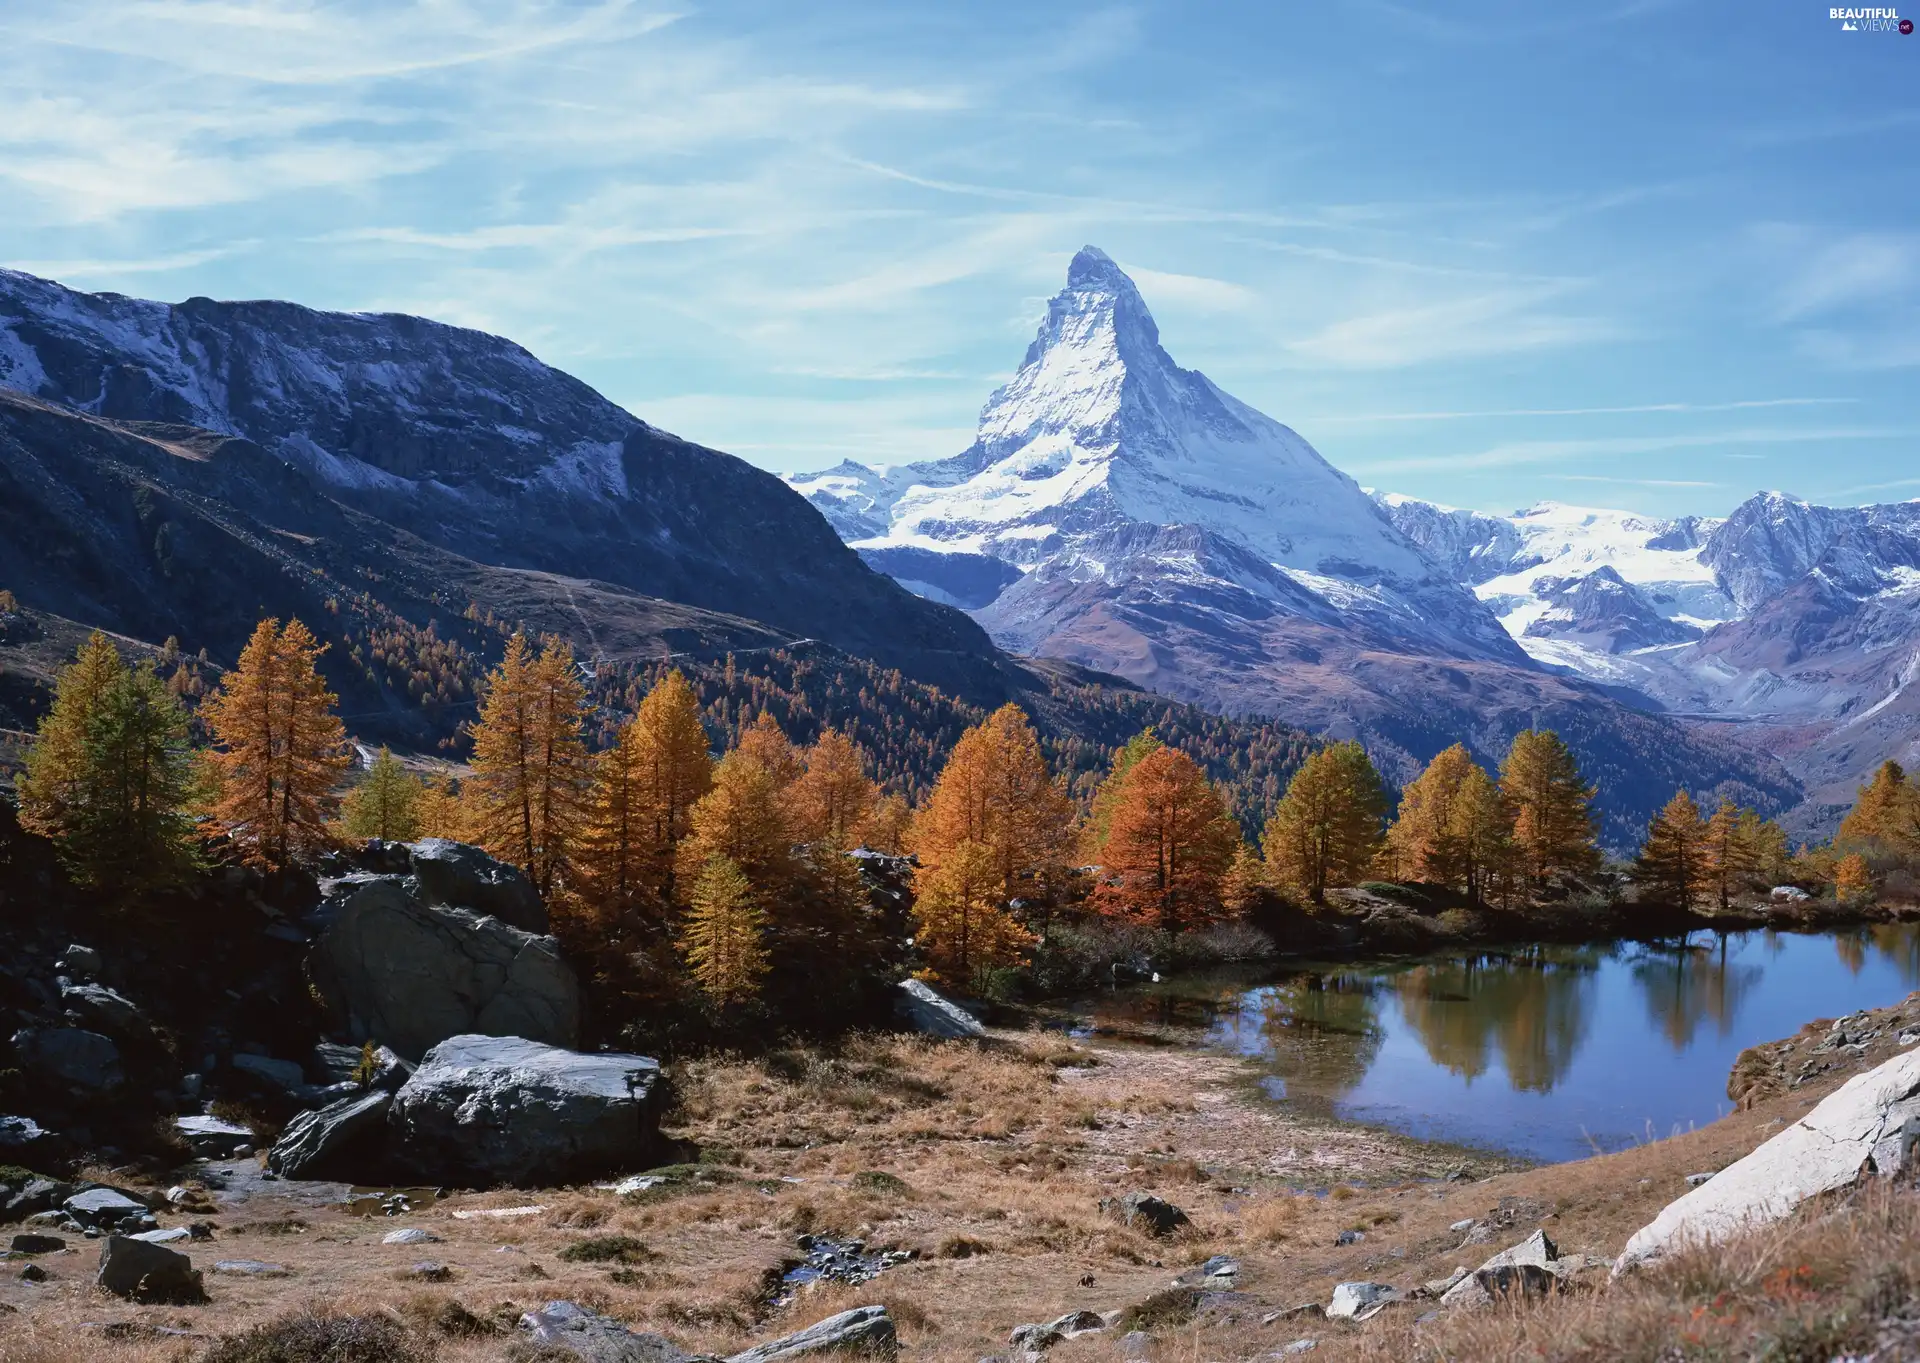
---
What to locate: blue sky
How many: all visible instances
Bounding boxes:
[2,0,1916,517]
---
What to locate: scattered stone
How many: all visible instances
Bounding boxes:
[309,873,580,1060]
[10,1234,64,1254]
[1199,1254,1237,1280]
[1006,1323,1061,1358]
[1441,1230,1568,1308]
[0,1116,49,1150]
[1424,1267,1470,1297]
[727,1305,898,1363]
[188,1223,217,1241]
[59,983,149,1041]
[11,1027,123,1093]
[95,1235,206,1303]
[1047,1311,1105,1338]
[1120,1333,1151,1360]
[1618,1045,1920,1275]
[56,945,102,977]
[409,837,548,933]
[1334,1229,1364,1246]
[1448,1218,1476,1233]
[1684,1171,1715,1187]
[389,1034,661,1186]
[63,1187,151,1231]
[383,1227,440,1244]
[895,978,986,1039]
[1099,1191,1189,1237]
[518,1298,692,1363]
[600,1174,668,1196]
[18,1261,49,1283]
[267,1089,392,1179]
[1279,1344,1318,1357]
[231,1053,306,1091]
[1472,1263,1557,1303]
[1769,886,1811,903]
[129,1228,192,1244]
[175,1114,255,1158]
[212,1259,290,1277]
[405,1261,452,1281]
[774,1235,911,1305]
[1327,1282,1398,1321]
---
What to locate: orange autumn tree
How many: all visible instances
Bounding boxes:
[912,839,1035,985]
[578,669,713,923]
[788,727,878,850]
[1093,745,1243,931]
[203,618,349,868]
[468,633,592,896]
[910,703,1073,907]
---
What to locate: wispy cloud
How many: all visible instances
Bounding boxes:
[1307,397,1857,424]
[1285,286,1623,369]
[1353,426,1911,474]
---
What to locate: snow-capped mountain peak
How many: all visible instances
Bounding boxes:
[787,246,1521,667]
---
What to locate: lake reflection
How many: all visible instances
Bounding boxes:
[1086,925,1920,1163]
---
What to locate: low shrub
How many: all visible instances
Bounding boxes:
[201,1310,433,1363]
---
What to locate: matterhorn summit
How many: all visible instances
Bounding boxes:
[789,246,1517,666]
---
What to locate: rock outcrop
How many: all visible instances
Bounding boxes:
[266,1090,393,1180]
[308,875,580,1060]
[895,978,986,1040]
[1617,1045,1920,1274]
[386,1034,663,1186]
[407,838,546,934]
[96,1235,205,1302]
[726,1306,898,1363]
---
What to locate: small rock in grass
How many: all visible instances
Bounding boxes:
[382,1227,439,1245]
[213,1259,290,1277]
[1334,1229,1363,1246]
[9,1235,64,1255]
[19,1264,48,1283]
[1684,1171,1715,1187]
[1327,1282,1398,1320]
[1448,1218,1476,1233]
[406,1261,453,1281]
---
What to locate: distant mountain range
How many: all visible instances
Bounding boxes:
[787,246,1914,840]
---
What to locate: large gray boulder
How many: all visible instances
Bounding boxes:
[408,838,547,933]
[386,1035,662,1186]
[267,1090,392,1179]
[59,983,151,1042]
[96,1235,205,1302]
[896,978,986,1039]
[11,1027,123,1093]
[309,877,579,1060]
[728,1306,898,1363]
[1617,1045,1920,1275]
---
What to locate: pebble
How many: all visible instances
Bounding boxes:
[1449,1218,1475,1232]
[1684,1172,1715,1187]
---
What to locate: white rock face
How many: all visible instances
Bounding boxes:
[1614,1045,1920,1275]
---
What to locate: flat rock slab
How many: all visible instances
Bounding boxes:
[175,1115,254,1157]
[212,1259,291,1277]
[895,979,986,1039]
[9,1235,65,1255]
[520,1299,694,1363]
[728,1306,898,1363]
[267,1089,391,1180]
[1617,1045,1920,1274]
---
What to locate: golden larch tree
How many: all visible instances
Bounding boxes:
[468,634,593,896]
[911,839,1035,985]
[736,709,803,790]
[1499,729,1599,882]
[1261,741,1387,905]
[789,728,876,849]
[1835,852,1875,906]
[1445,764,1514,907]
[679,855,769,1004]
[1701,798,1759,912]
[910,703,1073,909]
[203,618,349,868]
[1382,743,1476,884]
[17,631,127,843]
[1081,729,1163,862]
[1636,790,1708,909]
[340,747,423,842]
[1839,761,1920,859]
[1093,746,1243,931]
[677,749,792,897]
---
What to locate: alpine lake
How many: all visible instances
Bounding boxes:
[1079,923,1920,1164]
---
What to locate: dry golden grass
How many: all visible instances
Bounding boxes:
[5,1002,1920,1362]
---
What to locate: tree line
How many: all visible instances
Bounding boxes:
[12,617,1913,1022]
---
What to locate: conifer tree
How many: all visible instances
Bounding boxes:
[203,618,350,868]
[1081,729,1163,862]
[1220,843,1269,916]
[1702,798,1759,912]
[1636,790,1708,909]
[1735,809,1792,887]
[1446,764,1515,907]
[910,703,1072,909]
[1499,729,1600,882]
[678,749,791,895]
[736,710,803,789]
[412,776,469,842]
[1839,761,1920,859]
[864,792,912,855]
[1383,743,1475,884]
[789,728,876,849]
[1835,852,1874,906]
[911,839,1035,985]
[340,747,423,842]
[1261,741,1386,905]
[468,634,592,895]
[1093,746,1242,931]
[679,856,769,1004]
[18,631,127,844]
[57,658,201,895]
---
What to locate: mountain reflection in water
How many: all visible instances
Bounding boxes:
[1085,925,1920,1163]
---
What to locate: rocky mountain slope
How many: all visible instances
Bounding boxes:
[788,249,1799,844]
[1379,491,1920,828]
[0,268,994,694]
